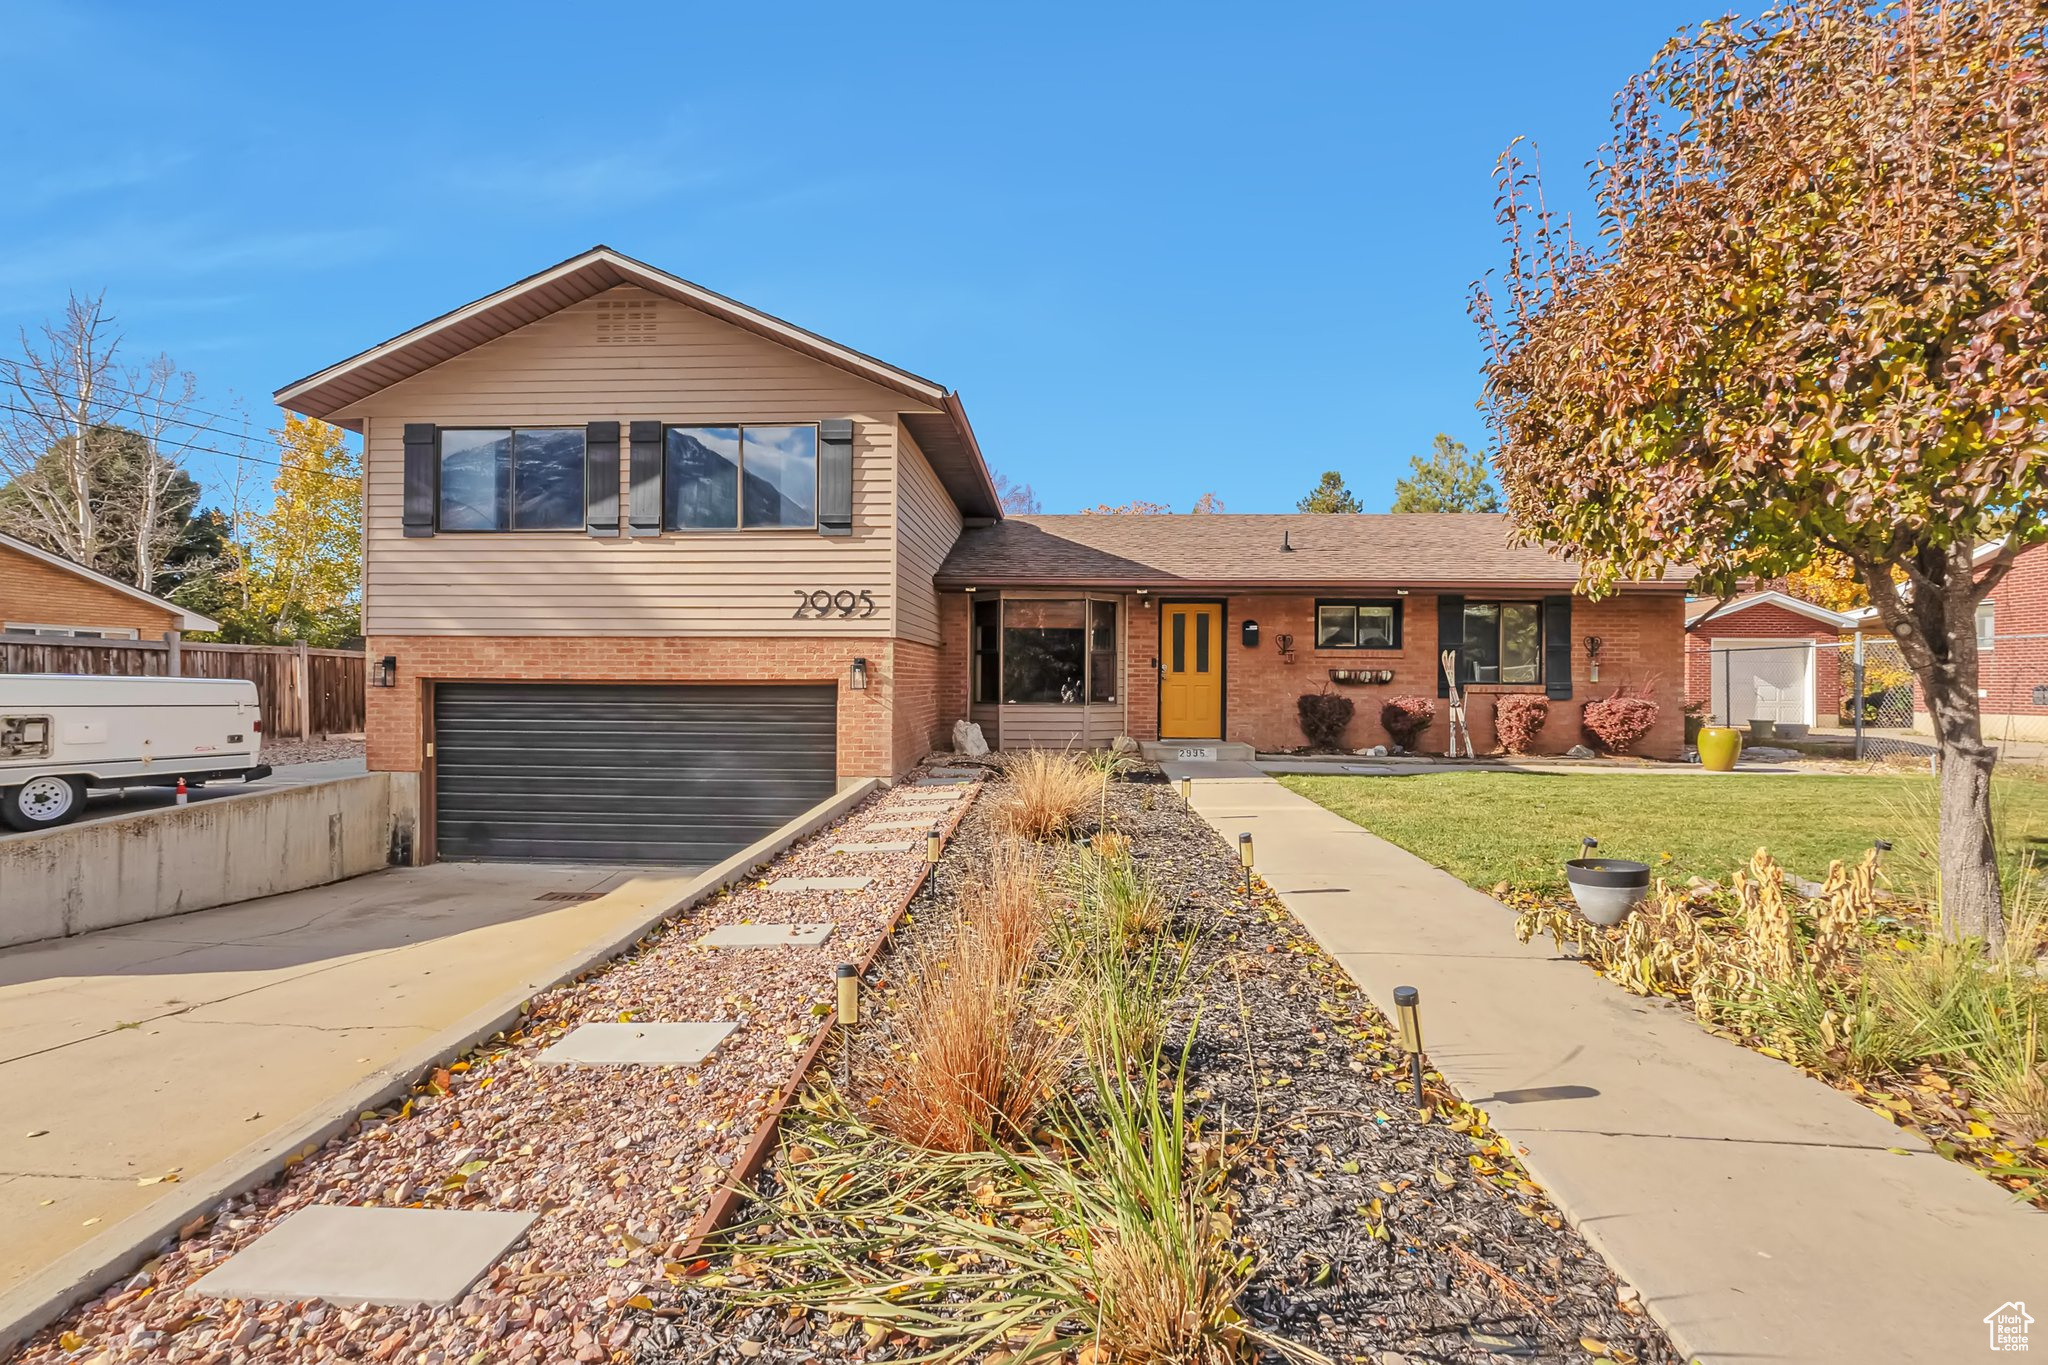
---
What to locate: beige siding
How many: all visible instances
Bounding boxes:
[344,286,940,637]
[892,427,963,647]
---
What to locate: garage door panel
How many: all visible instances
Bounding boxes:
[434,683,837,864]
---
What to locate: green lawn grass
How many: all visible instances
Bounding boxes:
[1277,769,2048,896]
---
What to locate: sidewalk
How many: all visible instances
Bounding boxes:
[1180,771,2048,1365]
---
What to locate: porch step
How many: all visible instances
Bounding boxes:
[1139,741,1257,764]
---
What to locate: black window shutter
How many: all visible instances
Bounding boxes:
[628,421,662,536]
[402,424,437,537]
[585,421,620,536]
[1436,594,1463,697]
[1544,595,1574,699]
[817,419,854,536]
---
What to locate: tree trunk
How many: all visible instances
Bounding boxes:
[1857,543,2006,951]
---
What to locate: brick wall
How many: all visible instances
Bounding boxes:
[1217,592,1686,759]
[1978,546,2048,719]
[1684,601,1844,723]
[889,639,946,772]
[0,542,179,636]
[365,635,903,779]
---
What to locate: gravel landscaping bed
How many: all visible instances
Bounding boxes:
[14,773,977,1365]
[260,735,366,766]
[642,765,1677,1364]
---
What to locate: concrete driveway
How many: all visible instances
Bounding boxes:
[0,858,703,1298]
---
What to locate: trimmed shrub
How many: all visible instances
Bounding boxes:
[1380,695,1436,750]
[1581,682,1662,754]
[1494,695,1550,755]
[1296,691,1355,750]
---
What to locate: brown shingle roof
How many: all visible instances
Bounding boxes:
[936,514,1691,592]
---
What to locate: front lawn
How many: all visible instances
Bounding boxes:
[1278,769,2048,896]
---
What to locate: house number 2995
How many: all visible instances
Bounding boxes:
[792,589,877,619]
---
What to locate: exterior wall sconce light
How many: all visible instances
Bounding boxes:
[849,657,869,691]
[1584,634,1605,683]
[1394,984,1426,1107]
[372,655,398,688]
[1238,831,1254,896]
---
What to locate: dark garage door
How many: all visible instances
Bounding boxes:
[433,683,837,864]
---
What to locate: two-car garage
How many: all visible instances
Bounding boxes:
[431,683,838,864]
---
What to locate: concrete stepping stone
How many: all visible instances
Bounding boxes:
[193,1205,535,1308]
[832,840,914,854]
[900,789,963,802]
[699,922,836,947]
[925,768,981,778]
[863,817,946,832]
[538,1021,737,1066]
[765,875,873,893]
[913,776,972,787]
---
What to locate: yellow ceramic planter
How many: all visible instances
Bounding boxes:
[1697,725,1743,772]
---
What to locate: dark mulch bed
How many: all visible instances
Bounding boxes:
[638,764,1676,1364]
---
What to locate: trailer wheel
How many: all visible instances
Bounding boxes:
[3,775,86,831]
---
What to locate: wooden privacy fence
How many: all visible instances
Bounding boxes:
[0,636,366,739]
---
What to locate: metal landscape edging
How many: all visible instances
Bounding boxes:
[678,778,984,1260]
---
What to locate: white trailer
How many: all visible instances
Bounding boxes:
[0,675,272,831]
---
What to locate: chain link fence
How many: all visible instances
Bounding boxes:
[1699,631,2048,763]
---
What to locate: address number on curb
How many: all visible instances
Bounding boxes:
[792,589,878,619]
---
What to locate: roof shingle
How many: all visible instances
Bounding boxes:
[936,514,1690,592]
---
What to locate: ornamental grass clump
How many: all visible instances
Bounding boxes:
[998,750,1106,841]
[864,904,1072,1154]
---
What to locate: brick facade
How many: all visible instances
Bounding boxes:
[365,635,913,780]
[0,541,181,637]
[930,589,1688,760]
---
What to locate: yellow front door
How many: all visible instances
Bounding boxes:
[1160,603,1224,739]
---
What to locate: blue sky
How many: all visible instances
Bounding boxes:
[0,0,1708,514]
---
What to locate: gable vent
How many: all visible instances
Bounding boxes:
[594,299,657,345]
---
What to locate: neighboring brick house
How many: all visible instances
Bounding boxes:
[0,532,219,640]
[1893,541,2048,742]
[277,246,1694,867]
[1684,591,1858,731]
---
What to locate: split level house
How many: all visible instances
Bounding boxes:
[275,247,1692,867]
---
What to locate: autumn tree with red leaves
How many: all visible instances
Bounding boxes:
[1473,0,2048,948]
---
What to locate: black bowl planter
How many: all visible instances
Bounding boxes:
[1564,857,1652,926]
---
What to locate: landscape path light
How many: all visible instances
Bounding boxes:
[835,963,859,1090]
[1394,985,1426,1108]
[1239,831,1254,897]
[926,825,944,901]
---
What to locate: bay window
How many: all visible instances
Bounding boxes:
[979,597,1120,706]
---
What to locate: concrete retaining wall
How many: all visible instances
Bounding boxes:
[0,774,393,947]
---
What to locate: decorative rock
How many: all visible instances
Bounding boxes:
[1564,744,1597,759]
[1111,735,1139,754]
[952,718,989,756]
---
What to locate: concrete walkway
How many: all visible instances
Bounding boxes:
[1180,771,2048,1365]
[0,860,699,1297]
